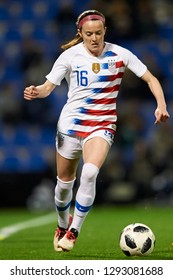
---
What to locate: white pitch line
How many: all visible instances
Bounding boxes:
[0,212,56,240]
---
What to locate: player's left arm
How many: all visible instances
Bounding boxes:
[141,69,170,124]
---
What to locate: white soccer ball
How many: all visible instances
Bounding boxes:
[119,223,155,256]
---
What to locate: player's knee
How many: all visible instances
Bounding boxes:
[81,163,99,182]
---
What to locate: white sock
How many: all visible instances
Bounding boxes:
[55,177,75,229]
[70,163,99,232]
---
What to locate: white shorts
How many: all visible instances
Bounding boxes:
[56,129,115,159]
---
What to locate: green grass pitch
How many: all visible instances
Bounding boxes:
[0,206,173,260]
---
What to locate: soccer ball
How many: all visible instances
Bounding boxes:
[119,223,155,256]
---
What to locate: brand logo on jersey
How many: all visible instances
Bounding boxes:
[108,60,116,73]
[92,63,100,73]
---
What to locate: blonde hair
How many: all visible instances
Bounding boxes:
[61,10,105,50]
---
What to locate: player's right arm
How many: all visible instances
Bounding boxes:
[24,79,56,101]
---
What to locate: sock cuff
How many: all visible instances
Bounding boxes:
[83,162,99,172]
[57,176,76,184]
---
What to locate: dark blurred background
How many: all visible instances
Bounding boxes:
[0,0,173,210]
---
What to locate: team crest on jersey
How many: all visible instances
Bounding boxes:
[108,60,116,73]
[92,63,100,73]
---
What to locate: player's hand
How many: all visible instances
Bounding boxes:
[24,85,39,100]
[154,107,170,124]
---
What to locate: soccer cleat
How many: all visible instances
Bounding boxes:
[53,214,73,252]
[54,228,66,252]
[58,228,78,252]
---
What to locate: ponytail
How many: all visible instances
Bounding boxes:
[61,34,82,51]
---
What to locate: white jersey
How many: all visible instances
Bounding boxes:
[46,42,147,138]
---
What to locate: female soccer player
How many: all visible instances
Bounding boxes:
[24,10,170,252]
